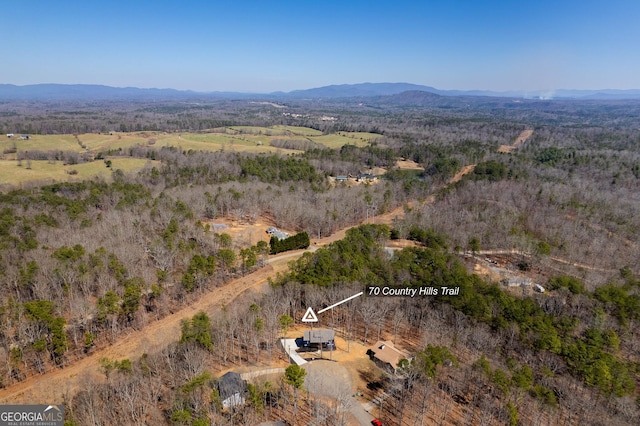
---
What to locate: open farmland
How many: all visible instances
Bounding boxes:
[1,135,81,154]
[308,133,371,148]
[0,126,385,186]
[225,125,324,136]
[0,158,154,187]
[336,131,384,143]
[1,126,377,158]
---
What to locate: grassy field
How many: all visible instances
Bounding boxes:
[1,135,81,154]
[273,125,324,136]
[0,127,378,176]
[2,127,375,156]
[224,125,324,137]
[0,158,154,187]
[308,134,372,148]
[336,131,383,142]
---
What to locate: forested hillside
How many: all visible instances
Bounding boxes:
[0,97,639,425]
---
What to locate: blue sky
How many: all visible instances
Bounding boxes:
[2,0,639,92]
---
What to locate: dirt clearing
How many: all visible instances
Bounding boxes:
[498,129,533,153]
[395,159,422,170]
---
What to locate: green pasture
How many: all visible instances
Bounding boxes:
[273,125,324,136]
[0,127,382,187]
[336,131,383,142]
[224,125,323,137]
[308,134,370,149]
[0,158,154,187]
[1,135,81,154]
[171,133,298,153]
[0,127,376,164]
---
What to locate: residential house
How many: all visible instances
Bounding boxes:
[367,341,410,374]
[303,329,335,350]
[356,173,376,182]
[266,226,289,240]
[218,371,247,409]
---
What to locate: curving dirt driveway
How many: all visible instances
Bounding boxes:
[0,203,409,405]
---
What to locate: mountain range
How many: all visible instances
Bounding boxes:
[1,82,640,102]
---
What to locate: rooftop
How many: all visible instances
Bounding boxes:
[369,340,409,369]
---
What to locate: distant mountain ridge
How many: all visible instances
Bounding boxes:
[1,82,640,101]
[0,84,225,101]
[284,82,440,98]
[283,83,640,100]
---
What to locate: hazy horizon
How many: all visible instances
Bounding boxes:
[2,1,639,93]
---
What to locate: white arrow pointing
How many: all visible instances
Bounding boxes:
[317,292,363,314]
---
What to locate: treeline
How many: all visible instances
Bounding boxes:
[14,149,93,165]
[124,148,328,188]
[304,143,397,169]
[0,100,263,135]
[269,138,325,151]
[269,232,310,254]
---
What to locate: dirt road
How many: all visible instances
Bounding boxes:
[498,129,533,153]
[0,264,286,404]
[0,202,411,405]
[450,164,476,184]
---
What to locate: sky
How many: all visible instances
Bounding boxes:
[2,0,639,93]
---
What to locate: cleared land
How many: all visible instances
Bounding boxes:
[1,127,376,156]
[498,129,534,153]
[0,127,381,187]
[0,158,153,187]
[394,159,423,170]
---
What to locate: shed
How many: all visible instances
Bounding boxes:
[335,176,348,182]
[218,372,247,409]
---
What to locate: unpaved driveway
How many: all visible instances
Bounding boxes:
[498,129,533,153]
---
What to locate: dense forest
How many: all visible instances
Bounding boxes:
[0,95,639,425]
